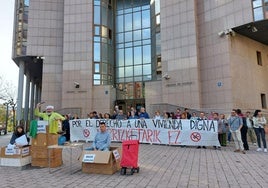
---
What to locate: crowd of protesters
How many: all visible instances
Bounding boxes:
[65,106,267,154]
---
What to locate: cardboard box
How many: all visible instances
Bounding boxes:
[31,147,62,168]
[31,126,58,147]
[0,156,31,167]
[80,147,121,175]
[31,157,62,168]
[31,146,62,159]
[0,146,31,158]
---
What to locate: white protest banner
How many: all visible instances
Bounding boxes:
[69,119,220,146]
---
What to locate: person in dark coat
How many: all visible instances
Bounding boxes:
[10,125,29,146]
[62,114,70,141]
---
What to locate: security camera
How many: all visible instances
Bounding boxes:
[218,31,225,37]
[74,82,80,88]
[162,74,170,80]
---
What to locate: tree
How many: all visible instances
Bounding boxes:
[0,75,17,132]
[0,75,16,102]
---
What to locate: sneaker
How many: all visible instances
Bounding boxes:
[264,149,267,153]
[253,143,257,146]
[241,150,246,154]
[234,149,240,152]
[257,148,262,152]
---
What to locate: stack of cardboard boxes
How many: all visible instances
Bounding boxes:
[31,126,62,167]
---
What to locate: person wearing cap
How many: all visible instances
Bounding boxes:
[85,121,111,151]
[34,103,65,134]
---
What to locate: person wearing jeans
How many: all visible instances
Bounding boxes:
[253,110,267,153]
[228,109,245,154]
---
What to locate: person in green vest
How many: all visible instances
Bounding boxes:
[34,103,65,134]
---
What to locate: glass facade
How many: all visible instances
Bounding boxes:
[93,0,114,85]
[115,0,152,84]
[93,0,161,102]
[15,0,29,56]
[252,0,268,21]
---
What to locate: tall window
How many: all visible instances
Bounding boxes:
[252,0,268,21]
[257,51,262,66]
[261,93,267,109]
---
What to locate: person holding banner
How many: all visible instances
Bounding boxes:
[85,121,111,151]
[34,103,65,134]
[228,110,245,154]
[139,107,150,119]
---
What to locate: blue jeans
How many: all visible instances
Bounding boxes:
[254,127,267,149]
[227,130,232,142]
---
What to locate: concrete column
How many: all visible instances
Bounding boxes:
[23,72,30,130]
[16,60,25,125]
[29,80,35,120]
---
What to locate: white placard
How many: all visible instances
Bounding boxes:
[37,121,48,133]
[112,150,120,160]
[15,135,28,146]
[5,147,16,155]
[83,154,96,163]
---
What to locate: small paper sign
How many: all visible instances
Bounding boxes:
[83,154,96,163]
[5,148,15,155]
[21,147,30,156]
[113,150,120,160]
[37,121,48,133]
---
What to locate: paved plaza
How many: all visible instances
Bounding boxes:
[1,133,268,188]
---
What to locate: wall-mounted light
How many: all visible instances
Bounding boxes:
[74,82,80,88]
[162,73,170,80]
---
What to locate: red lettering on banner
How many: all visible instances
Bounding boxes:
[111,129,118,141]
[142,129,153,142]
[168,130,181,145]
[154,130,161,143]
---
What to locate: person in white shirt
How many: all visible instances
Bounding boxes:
[253,110,267,153]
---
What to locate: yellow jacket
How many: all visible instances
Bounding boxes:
[34,108,65,134]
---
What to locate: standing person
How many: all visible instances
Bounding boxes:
[236,109,249,150]
[218,114,228,147]
[228,109,245,154]
[103,113,111,120]
[139,107,150,119]
[253,110,267,152]
[62,114,70,141]
[34,103,65,134]
[175,108,181,119]
[190,112,198,120]
[153,110,162,120]
[197,112,207,149]
[10,125,29,146]
[184,108,191,119]
[163,112,172,120]
[245,111,256,146]
[128,110,138,119]
[116,110,127,120]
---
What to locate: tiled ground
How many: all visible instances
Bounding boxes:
[1,133,268,188]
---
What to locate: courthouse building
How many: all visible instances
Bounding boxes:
[12,0,268,122]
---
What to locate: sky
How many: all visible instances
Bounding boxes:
[0,0,18,87]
